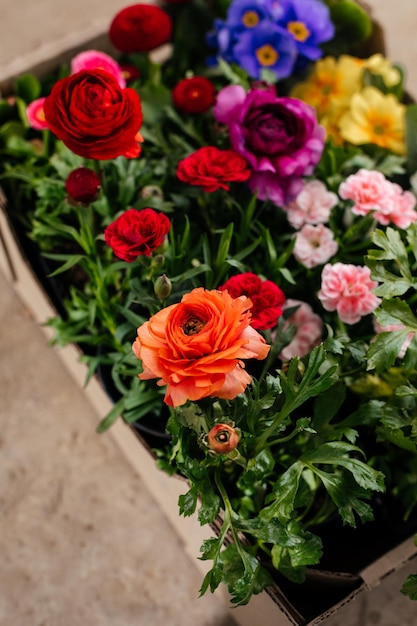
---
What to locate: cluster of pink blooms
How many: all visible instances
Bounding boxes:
[285,180,339,269]
[318,263,381,325]
[339,168,417,229]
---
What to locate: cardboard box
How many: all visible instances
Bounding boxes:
[2,177,417,626]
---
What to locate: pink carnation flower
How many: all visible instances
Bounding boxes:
[339,169,417,229]
[26,97,48,130]
[70,50,126,88]
[279,299,323,361]
[284,180,338,229]
[293,224,338,269]
[318,263,381,325]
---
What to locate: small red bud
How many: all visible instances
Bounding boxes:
[207,424,240,455]
[65,167,101,205]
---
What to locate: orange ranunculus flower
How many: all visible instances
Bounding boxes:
[132,287,270,407]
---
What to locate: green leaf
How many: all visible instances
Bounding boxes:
[401,574,417,601]
[178,486,198,517]
[261,461,304,522]
[14,73,41,102]
[366,329,412,372]
[302,442,385,492]
[45,254,85,277]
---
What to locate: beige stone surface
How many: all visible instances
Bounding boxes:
[0,269,236,626]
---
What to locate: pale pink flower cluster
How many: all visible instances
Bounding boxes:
[373,320,414,359]
[284,180,338,229]
[318,262,381,324]
[26,97,48,130]
[71,50,126,88]
[293,224,338,269]
[279,299,323,361]
[339,168,417,229]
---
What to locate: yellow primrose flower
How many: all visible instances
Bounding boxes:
[363,53,401,87]
[339,86,406,154]
[290,55,364,119]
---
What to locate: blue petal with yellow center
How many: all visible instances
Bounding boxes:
[233,21,297,80]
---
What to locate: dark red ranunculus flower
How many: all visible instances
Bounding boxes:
[109,4,172,53]
[44,69,143,160]
[172,76,216,114]
[65,167,101,205]
[104,208,170,262]
[219,272,286,330]
[176,146,251,192]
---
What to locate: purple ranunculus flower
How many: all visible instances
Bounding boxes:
[214,86,326,205]
[232,21,297,80]
[277,0,335,62]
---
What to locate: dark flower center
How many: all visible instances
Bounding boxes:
[182,316,206,335]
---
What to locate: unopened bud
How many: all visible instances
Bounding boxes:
[141,185,164,201]
[154,274,172,300]
[207,424,240,455]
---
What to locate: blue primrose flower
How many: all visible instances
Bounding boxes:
[227,0,283,31]
[277,0,335,62]
[232,21,297,80]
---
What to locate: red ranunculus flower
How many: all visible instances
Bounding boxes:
[44,69,143,160]
[109,4,172,53]
[219,273,286,330]
[65,167,101,205]
[172,76,216,114]
[104,208,170,262]
[176,146,251,192]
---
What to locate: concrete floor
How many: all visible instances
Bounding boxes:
[1,1,417,625]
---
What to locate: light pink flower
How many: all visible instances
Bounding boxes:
[70,50,126,88]
[318,262,381,324]
[284,180,338,229]
[375,184,417,229]
[338,168,417,229]
[373,320,414,359]
[293,224,338,269]
[279,299,323,361]
[26,97,48,130]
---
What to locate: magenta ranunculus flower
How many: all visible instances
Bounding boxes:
[71,50,126,88]
[318,263,381,325]
[213,85,325,205]
[26,97,49,130]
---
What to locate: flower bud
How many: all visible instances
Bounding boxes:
[141,185,164,201]
[154,274,172,300]
[207,424,240,455]
[65,167,101,205]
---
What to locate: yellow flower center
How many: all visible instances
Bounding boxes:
[287,21,310,42]
[256,44,279,67]
[242,10,259,27]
